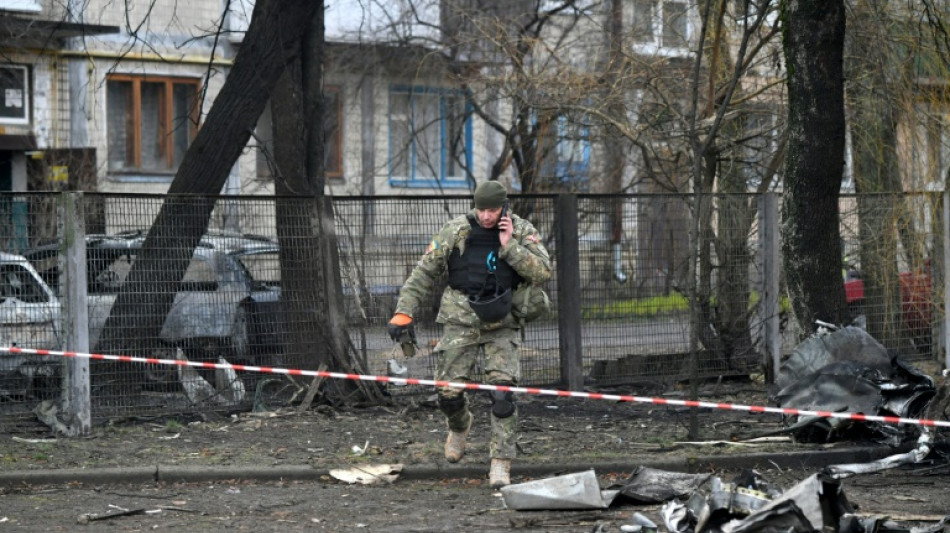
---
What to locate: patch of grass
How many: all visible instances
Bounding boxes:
[582,293,689,320]
[165,419,183,432]
[582,291,790,320]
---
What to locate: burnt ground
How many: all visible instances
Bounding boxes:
[0,378,948,532]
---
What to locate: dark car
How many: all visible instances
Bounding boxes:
[25,230,283,364]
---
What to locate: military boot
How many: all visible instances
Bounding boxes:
[489,459,511,488]
[444,414,472,463]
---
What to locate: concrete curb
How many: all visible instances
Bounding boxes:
[0,445,900,488]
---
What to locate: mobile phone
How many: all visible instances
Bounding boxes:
[501,201,509,219]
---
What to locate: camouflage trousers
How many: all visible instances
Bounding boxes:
[434,324,521,460]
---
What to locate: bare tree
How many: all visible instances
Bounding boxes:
[94,0,319,371]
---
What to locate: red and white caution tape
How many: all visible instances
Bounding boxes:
[4,345,949,428]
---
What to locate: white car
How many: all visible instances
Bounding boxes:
[0,252,62,398]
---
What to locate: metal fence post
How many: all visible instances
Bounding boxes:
[556,193,583,389]
[760,193,781,383]
[60,192,90,435]
[944,191,950,371]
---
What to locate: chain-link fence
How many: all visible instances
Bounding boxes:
[0,191,943,430]
[839,192,943,358]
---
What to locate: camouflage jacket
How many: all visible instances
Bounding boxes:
[395,210,552,329]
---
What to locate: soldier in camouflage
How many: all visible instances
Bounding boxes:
[388,181,552,488]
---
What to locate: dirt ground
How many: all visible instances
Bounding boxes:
[0,379,948,532]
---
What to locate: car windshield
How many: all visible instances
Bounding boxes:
[234,251,280,288]
[0,264,50,304]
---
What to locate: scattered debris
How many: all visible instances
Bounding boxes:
[295,364,328,414]
[501,462,948,533]
[824,431,932,479]
[77,508,146,524]
[351,440,370,456]
[386,358,408,384]
[174,349,245,406]
[176,348,218,404]
[214,357,245,405]
[611,466,714,505]
[328,464,402,485]
[76,505,196,524]
[11,436,57,444]
[252,377,285,412]
[33,399,80,437]
[658,472,849,533]
[726,474,847,533]
[501,470,620,510]
[771,325,935,444]
[621,512,658,533]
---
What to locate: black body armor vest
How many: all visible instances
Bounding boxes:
[447,217,522,297]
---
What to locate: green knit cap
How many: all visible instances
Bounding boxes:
[473,181,508,209]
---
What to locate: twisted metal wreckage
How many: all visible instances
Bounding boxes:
[501,325,950,533]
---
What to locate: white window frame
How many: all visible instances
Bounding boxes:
[732,0,779,31]
[631,0,696,58]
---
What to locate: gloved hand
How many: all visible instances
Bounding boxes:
[388,313,417,346]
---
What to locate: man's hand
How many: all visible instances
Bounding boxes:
[498,213,513,247]
[388,313,417,347]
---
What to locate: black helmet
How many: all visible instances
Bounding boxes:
[468,284,512,322]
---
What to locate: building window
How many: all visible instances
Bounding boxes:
[632,0,692,54]
[537,114,590,192]
[254,85,343,181]
[324,86,343,179]
[107,75,200,174]
[0,65,29,125]
[731,0,778,28]
[389,86,471,188]
[0,0,41,13]
[738,111,779,191]
[904,102,950,191]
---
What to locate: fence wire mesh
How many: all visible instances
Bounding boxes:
[839,192,941,359]
[0,191,942,430]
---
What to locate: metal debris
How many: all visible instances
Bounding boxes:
[614,466,714,504]
[501,470,620,511]
[328,464,402,485]
[824,431,932,479]
[772,325,935,444]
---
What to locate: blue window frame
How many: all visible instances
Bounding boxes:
[537,114,591,191]
[388,86,472,188]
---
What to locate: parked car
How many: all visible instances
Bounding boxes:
[843,263,933,350]
[25,231,283,364]
[0,252,62,399]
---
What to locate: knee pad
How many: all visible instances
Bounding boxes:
[438,393,467,416]
[489,389,516,418]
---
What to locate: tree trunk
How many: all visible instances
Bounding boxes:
[781,0,849,335]
[701,0,757,369]
[270,7,385,403]
[94,0,320,366]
